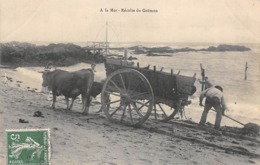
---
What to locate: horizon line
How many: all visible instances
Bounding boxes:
[1,40,258,45]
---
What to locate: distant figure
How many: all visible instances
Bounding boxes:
[199,76,213,89]
[199,85,228,129]
[45,61,56,71]
[91,63,96,72]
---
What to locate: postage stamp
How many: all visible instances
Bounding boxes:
[6,129,50,165]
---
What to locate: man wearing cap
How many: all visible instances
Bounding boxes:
[199,85,228,129]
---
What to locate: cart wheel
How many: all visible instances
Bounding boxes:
[152,101,181,122]
[101,68,154,127]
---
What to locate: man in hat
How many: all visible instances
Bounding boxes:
[199,85,228,129]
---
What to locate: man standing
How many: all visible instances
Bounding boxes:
[199,76,213,90]
[199,85,228,129]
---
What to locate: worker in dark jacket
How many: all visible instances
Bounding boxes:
[199,85,228,129]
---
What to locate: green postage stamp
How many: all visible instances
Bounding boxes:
[6,129,50,165]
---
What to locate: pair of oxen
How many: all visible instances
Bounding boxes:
[42,69,102,114]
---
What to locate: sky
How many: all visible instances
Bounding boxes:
[0,0,260,44]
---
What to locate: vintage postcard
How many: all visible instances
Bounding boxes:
[0,0,259,164]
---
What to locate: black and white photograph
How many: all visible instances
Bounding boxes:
[0,0,260,164]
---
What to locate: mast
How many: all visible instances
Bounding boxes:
[105,22,108,57]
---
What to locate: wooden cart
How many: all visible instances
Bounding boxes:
[101,60,197,127]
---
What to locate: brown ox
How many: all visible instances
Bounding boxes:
[42,69,94,114]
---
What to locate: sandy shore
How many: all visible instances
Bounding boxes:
[0,68,260,165]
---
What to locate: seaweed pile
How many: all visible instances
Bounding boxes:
[221,123,260,136]
[242,123,260,136]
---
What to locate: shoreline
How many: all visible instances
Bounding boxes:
[7,64,260,127]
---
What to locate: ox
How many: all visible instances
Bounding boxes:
[42,69,94,114]
[89,81,103,99]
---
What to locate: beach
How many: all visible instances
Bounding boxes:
[0,66,260,165]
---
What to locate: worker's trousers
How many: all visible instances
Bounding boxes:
[199,97,223,129]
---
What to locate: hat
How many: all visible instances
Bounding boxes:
[215,85,223,92]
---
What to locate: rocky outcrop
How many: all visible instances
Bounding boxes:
[126,44,251,56]
[0,42,104,66]
[208,44,251,52]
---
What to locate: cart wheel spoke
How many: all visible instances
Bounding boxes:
[134,100,150,109]
[127,75,131,92]
[110,79,123,94]
[128,105,134,124]
[104,90,121,97]
[153,102,180,122]
[119,73,126,89]
[154,104,158,120]
[158,103,168,117]
[110,105,122,117]
[106,99,121,106]
[120,104,127,121]
[130,80,143,95]
[131,92,149,99]
[130,102,144,118]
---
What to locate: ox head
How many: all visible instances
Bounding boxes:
[41,71,52,93]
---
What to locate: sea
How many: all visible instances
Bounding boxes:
[12,42,260,127]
